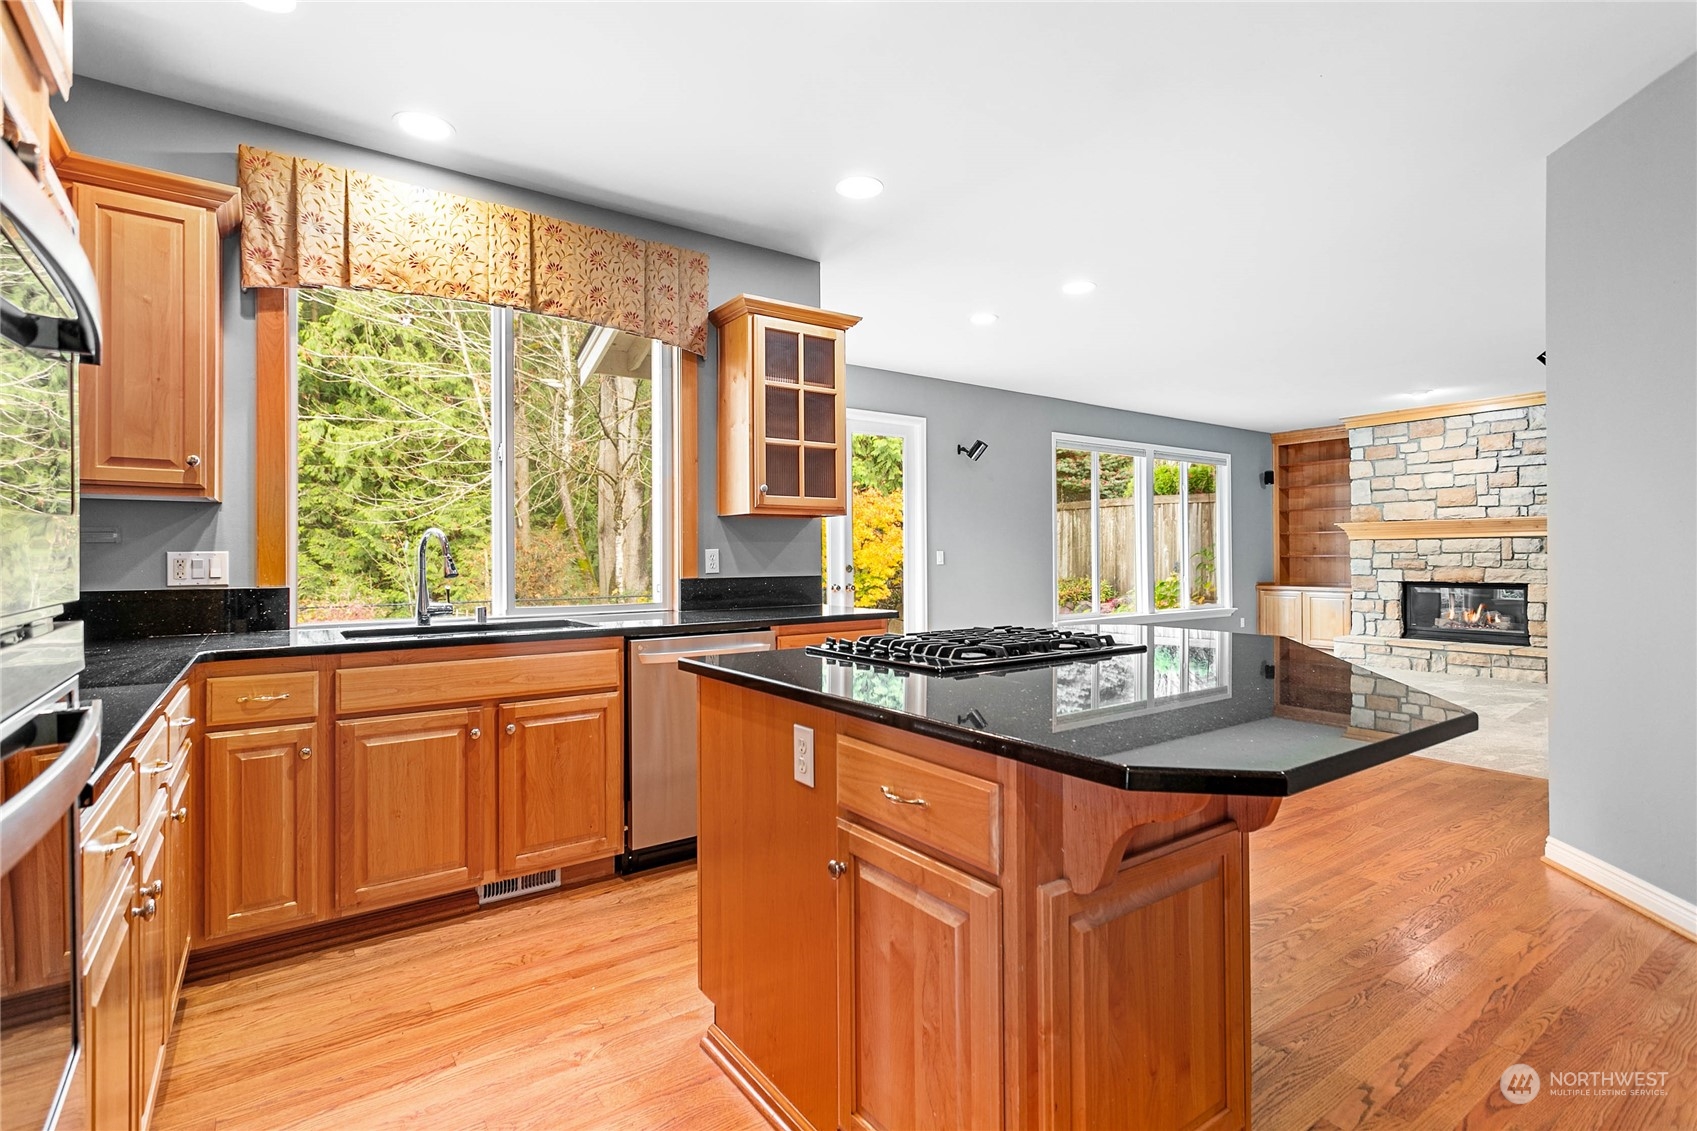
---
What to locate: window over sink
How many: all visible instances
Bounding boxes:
[1052,433,1230,623]
[293,287,670,624]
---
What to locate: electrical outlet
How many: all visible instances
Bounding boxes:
[704,548,721,574]
[793,724,815,788]
[166,551,231,587]
[1238,617,1246,629]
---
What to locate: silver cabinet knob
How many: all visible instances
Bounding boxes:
[827,859,847,878]
[505,723,516,735]
[171,806,188,824]
[470,727,482,740]
[130,897,158,922]
[299,746,312,760]
[186,454,201,467]
[139,879,163,898]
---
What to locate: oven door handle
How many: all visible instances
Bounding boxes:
[637,642,776,665]
[0,701,102,876]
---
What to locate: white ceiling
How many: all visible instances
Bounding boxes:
[75,2,1695,432]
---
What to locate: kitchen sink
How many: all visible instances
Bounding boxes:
[338,617,595,641]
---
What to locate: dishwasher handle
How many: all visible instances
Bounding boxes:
[638,642,776,665]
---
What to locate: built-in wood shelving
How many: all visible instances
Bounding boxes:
[1272,426,1350,587]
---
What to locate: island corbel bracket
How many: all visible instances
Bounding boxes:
[1061,777,1212,895]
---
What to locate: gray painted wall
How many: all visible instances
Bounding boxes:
[848,365,1275,630]
[57,78,821,589]
[1546,56,1697,903]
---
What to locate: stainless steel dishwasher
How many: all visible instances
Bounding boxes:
[625,630,777,868]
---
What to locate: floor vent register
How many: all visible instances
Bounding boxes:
[478,868,563,905]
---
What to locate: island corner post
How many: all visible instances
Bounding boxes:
[695,675,1290,1131]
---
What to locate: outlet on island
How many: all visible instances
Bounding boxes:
[167,550,230,587]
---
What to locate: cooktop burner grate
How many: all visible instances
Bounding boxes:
[805,626,1147,676]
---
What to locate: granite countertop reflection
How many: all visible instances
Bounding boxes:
[682,627,1479,796]
[82,605,889,772]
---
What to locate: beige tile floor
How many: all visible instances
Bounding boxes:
[1362,667,1550,778]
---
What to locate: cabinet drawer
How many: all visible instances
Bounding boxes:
[335,648,620,715]
[164,682,195,754]
[205,671,320,727]
[133,713,178,793]
[81,758,140,930]
[837,737,1000,873]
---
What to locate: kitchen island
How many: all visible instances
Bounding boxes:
[682,627,1476,1131]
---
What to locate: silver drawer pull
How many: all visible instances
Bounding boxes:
[879,785,928,808]
[91,827,137,857]
[173,716,196,728]
[141,759,175,775]
[236,693,291,704]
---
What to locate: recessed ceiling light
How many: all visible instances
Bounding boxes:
[1400,388,1440,399]
[970,311,998,326]
[243,0,297,11]
[835,175,884,200]
[393,111,454,142]
[1061,279,1096,296]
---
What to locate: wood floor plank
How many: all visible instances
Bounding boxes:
[148,755,1694,1131]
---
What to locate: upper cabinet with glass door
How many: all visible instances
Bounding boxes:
[710,295,860,517]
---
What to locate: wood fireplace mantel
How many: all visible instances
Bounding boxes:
[1337,517,1549,540]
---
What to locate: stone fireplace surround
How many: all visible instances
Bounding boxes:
[1329,397,1549,682]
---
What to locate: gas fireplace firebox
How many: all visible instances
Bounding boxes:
[1402,582,1531,647]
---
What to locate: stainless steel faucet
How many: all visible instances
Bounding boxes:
[415,527,459,625]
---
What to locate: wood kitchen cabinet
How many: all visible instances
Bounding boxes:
[134,794,169,1128]
[773,618,889,651]
[1257,584,1349,652]
[699,679,1273,1131]
[62,156,238,499]
[83,857,136,1131]
[335,707,488,912]
[203,722,325,938]
[711,295,861,517]
[496,693,622,876]
[835,821,1002,1131]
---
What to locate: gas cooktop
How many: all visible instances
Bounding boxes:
[805,626,1147,676]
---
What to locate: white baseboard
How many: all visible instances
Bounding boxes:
[1544,837,1697,941]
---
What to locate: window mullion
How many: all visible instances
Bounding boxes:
[1089,451,1101,617]
[491,306,515,618]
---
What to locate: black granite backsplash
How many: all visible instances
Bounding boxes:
[71,588,290,642]
[680,574,823,609]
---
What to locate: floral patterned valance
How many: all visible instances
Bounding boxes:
[237,145,709,354]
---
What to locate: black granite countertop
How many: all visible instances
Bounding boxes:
[82,605,889,772]
[681,626,1478,796]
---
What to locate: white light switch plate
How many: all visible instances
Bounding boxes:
[167,551,230,587]
[793,724,815,788]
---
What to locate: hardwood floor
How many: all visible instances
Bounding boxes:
[152,756,1695,1130]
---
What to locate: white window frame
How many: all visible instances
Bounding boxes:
[288,290,674,625]
[1051,432,1233,625]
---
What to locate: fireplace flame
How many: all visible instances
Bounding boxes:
[1463,603,1486,625]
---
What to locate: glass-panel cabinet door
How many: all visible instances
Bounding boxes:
[754,316,843,511]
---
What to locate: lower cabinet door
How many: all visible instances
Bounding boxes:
[1258,589,1304,640]
[163,768,192,1018]
[1036,826,1247,1131]
[836,821,1002,1131]
[85,862,137,1131]
[1303,590,1350,650]
[136,815,168,1128]
[336,707,487,910]
[496,693,622,875]
[204,723,322,938]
